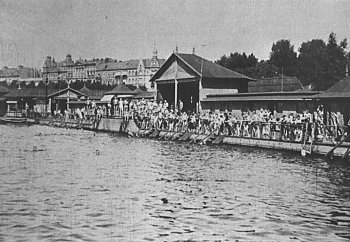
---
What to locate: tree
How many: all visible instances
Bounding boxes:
[139,85,147,91]
[325,32,347,88]
[243,61,279,79]
[9,80,18,89]
[296,33,348,90]
[27,81,36,88]
[19,81,26,88]
[70,80,84,90]
[37,81,46,88]
[90,80,104,90]
[216,52,258,73]
[269,39,298,76]
[296,39,327,89]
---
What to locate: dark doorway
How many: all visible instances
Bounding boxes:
[157,83,175,106]
[52,99,67,113]
[157,80,199,112]
[178,81,198,112]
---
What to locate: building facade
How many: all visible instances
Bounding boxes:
[96,48,165,90]
[0,65,41,84]
[42,54,104,83]
[43,49,164,90]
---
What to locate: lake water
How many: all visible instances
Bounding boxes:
[0,124,350,241]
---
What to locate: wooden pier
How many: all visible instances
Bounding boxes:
[2,116,350,159]
[138,128,350,159]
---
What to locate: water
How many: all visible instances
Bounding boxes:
[0,124,350,241]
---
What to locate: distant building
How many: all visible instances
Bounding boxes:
[42,54,104,83]
[0,65,41,84]
[96,48,165,90]
[43,49,165,90]
[248,76,304,93]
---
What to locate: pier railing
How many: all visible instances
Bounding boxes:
[142,119,349,145]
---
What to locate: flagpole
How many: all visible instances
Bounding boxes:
[281,66,284,92]
[198,59,203,114]
[174,57,178,109]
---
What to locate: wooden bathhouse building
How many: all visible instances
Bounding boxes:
[315,76,350,123]
[149,52,319,114]
[149,52,256,112]
[204,76,319,114]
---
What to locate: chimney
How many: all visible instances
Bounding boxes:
[192,46,195,55]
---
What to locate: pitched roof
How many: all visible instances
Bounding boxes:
[79,86,105,99]
[326,76,350,93]
[177,53,255,80]
[142,58,166,68]
[133,91,156,99]
[248,77,303,93]
[96,60,139,71]
[316,76,350,98]
[79,85,91,95]
[105,83,134,95]
[132,88,143,94]
[150,53,255,82]
[48,87,87,98]
[5,88,59,98]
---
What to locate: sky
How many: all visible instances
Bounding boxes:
[0,0,350,68]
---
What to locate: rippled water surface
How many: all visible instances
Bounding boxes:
[0,124,350,241]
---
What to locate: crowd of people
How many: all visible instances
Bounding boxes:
[125,99,349,143]
[50,97,350,143]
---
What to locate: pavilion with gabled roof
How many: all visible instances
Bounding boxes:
[149,52,255,112]
[47,87,87,112]
[100,83,135,103]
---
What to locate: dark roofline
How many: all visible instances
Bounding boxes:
[4,88,59,98]
[202,95,317,102]
[150,52,256,83]
[314,91,350,99]
[175,53,201,77]
[48,87,87,98]
[206,91,320,98]
[177,53,256,81]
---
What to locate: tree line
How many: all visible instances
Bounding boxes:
[215,32,349,91]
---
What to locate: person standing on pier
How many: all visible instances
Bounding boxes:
[178,100,183,112]
[107,102,111,117]
[111,97,115,116]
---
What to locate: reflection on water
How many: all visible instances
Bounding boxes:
[0,124,349,241]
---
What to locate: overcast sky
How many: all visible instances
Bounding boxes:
[1,0,349,68]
